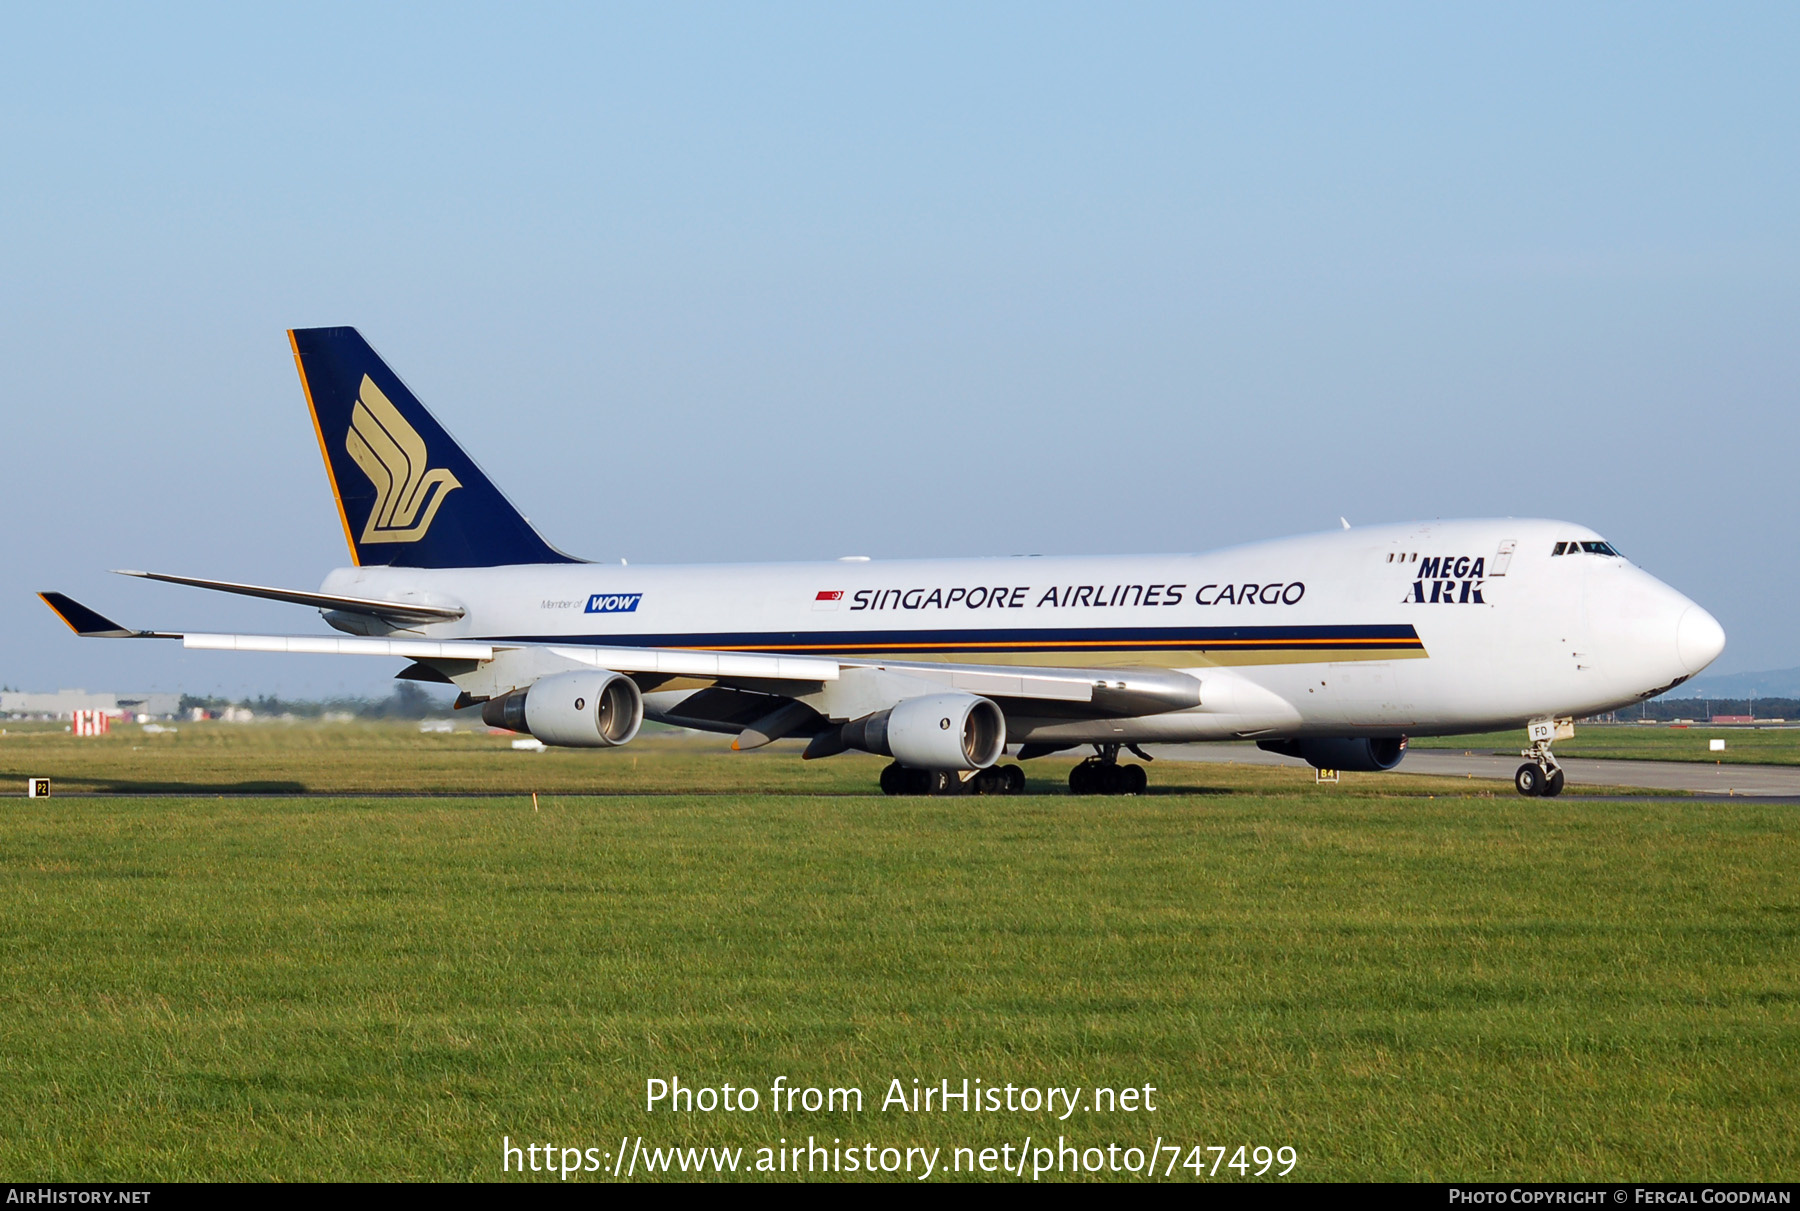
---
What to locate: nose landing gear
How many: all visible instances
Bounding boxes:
[1068,743,1150,796]
[1514,728,1567,797]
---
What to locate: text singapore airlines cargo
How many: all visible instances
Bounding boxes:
[41,328,1726,798]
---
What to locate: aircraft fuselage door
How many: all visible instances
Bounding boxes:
[1490,539,1517,576]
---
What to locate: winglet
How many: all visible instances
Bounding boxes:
[38,592,173,639]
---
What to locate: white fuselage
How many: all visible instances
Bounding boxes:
[319,518,1723,745]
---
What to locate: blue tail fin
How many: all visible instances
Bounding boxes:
[288,327,580,568]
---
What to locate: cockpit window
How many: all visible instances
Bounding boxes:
[1553,540,1622,557]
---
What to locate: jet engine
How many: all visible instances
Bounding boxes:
[1258,736,1407,772]
[840,693,1006,770]
[481,669,643,747]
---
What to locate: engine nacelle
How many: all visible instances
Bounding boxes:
[841,693,1006,771]
[1258,736,1407,772]
[481,669,644,748]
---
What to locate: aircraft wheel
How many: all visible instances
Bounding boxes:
[1098,764,1124,795]
[1002,764,1026,795]
[924,769,962,796]
[1542,768,1566,797]
[880,763,907,796]
[1514,763,1545,796]
[1121,764,1148,795]
[972,767,1006,795]
[1069,762,1097,795]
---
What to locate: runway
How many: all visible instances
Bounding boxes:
[1143,744,1800,796]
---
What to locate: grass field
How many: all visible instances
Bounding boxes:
[1412,723,1800,766]
[0,719,1697,797]
[1,725,1796,1182]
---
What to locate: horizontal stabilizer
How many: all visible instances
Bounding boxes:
[38,592,175,639]
[113,569,465,623]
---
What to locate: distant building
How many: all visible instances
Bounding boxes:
[1710,714,1755,724]
[0,690,183,719]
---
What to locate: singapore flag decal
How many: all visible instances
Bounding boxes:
[813,590,844,612]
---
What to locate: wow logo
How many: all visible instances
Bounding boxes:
[585,594,643,614]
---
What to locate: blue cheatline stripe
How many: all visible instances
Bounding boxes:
[483,623,1425,655]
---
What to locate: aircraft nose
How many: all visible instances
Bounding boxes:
[1676,605,1726,675]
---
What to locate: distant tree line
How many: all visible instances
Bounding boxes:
[178,681,454,719]
[1592,696,1800,722]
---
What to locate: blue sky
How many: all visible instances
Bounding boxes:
[3,3,1796,699]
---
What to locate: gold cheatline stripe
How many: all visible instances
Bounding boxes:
[683,637,1423,653]
[289,330,360,567]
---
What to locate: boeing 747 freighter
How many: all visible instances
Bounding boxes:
[41,328,1726,796]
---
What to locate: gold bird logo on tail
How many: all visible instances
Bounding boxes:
[345,375,462,543]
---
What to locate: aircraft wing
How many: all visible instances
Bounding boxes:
[177,634,1188,712]
[540,645,1198,711]
[37,592,1199,712]
[40,591,831,679]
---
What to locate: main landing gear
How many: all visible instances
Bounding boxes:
[1068,744,1150,796]
[879,762,1026,796]
[1514,737,1566,798]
